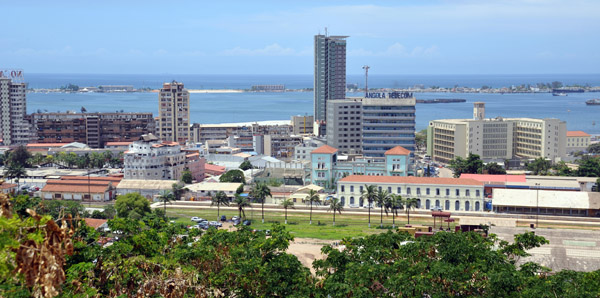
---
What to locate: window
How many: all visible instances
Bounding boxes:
[465,201,470,211]
[388,187,392,193]
[455,200,460,210]
[466,190,470,197]
[397,187,401,194]
[341,197,345,205]
[378,186,382,192]
[446,189,450,196]
[417,199,421,208]
[436,188,440,196]
[426,188,430,195]
[425,199,431,209]
[350,197,355,204]
[417,188,421,195]
[341,186,345,192]
[445,200,450,210]
[360,186,364,193]
[350,186,354,192]
[475,201,480,211]
[456,189,460,196]
[407,187,411,195]
[476,190,480,197]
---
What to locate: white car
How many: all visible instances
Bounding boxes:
[363,204,374,209]
[209,221,222,227]
[348,204,360,208]
[191,217,206,223]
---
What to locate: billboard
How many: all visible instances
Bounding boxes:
[0,69,24,82]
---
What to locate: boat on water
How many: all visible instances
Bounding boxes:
[552,92,567,96]
[586,99,600,105]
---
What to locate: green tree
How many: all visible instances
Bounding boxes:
[576,157,600,177]
[103,204,116,219]
[235,184,244,195]
[280,198,295,224]
[305,189,321,225]
[448,153,484,177]
[527,157,551,175]
[552,161,573,176]
[233,193,251,220]
[587,143,600,154]
[171,182,187,200]
[251,182,271,223]
[181,169,193,184]
[37,200,85,219]
[4,163,26,189]
[404,197,419,225]
[375,189,390,228]
[483,162,507,174]
[157,190,174,215]
[211,191,229,220]
[219,169,245,183]
[415,129,427,151]
[239,160,253,171]
[385,194,404,228]
[328,197,344,226]
[6,145,32,168]
[114,193,151,219]
[360,185,377,227]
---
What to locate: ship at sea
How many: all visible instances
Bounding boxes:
[552,92,567,96]
[586,99,600,105]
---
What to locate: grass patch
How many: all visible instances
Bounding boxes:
[166,207,447,240]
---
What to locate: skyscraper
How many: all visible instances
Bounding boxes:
[314,34,348,136]
[158,81,190,144]
[0,70,30,145]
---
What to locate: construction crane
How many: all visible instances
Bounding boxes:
[362,65,370,96]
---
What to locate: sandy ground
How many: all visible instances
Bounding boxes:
[288,239,334,274]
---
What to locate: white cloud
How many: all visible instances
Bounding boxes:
[349,43,439,58]
[220,43,308,56]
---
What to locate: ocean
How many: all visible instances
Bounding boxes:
[24,73,600,134]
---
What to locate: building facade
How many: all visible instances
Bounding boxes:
[314,34,348,136]
[310,145,412,187]
[362,93,416,159]
[427,103,566,163]
[0,76,30,145]
[123,134,186,180]
[31,112,155,148]
[158,81,190,144]
[291,115,314,135]
[293,137,325,161]
[566,131,591,153]
[326,99,363,154]
[337,175,485,211]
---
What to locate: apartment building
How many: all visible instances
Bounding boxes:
[191,120,292,144]
[427,103,566,163]
[293,137,325,161]
[31,112,155,148]
[314,34,348,136]
[326,99,362,154]
[291,115,314,135]
[566,131,591,153]
[336,175,485,211]
[0,75,30,145]
[158,81,190,144]
[123,134,186,180]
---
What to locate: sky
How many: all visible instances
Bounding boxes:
[1,0,599,75]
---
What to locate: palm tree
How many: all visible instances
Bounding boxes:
[360,185,377,228]
[328,197,344,226]
[280,198,295,224]
[375,189,390,228]
[251,182,272,223]
[233,194,251,220]
[157,190,174,215]
[171,182,188,201]
[404,197,419,225]
[305,189,322,225]
[4,164,26,190]
[211,191,230,220]
[385,194,404,229]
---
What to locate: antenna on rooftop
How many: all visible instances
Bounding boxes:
[325,27,328,37]
[362,65,370,96]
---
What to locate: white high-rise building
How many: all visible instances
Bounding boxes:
[158,81,190,144]
[123,134,186,180]
[0,72,30,145]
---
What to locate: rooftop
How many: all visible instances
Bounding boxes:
[339,175,484,186]
[84,218,108,229]
[567,131,591,137]
[311,145,338,154]
[459,174,526,183]
[384,146,411,156]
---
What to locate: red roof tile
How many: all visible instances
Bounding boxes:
[311,145,338,154]
[567,131,590,137]
[84,218,108,229]
[105,142,132,146]
[460,174,526,183]
[27,143,67,148]
[384,146,411,155]
[0,183,17,189]
[339,175,484,186]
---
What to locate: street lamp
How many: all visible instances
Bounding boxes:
[535,183,540,228]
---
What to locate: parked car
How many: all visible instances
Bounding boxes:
[220,215,227,222]
[198,221,210,229]
[191,217,206,223]
[348,204,360,208]
[209,221,222,228]
[431,206,443,212]
[242,220,251,226]
[363,204,374,209]
[231,216,239,222]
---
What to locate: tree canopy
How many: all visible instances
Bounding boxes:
[239,160,253,171]
[448,153,484,178]
[219,169,245,183]
[114,193,151,219]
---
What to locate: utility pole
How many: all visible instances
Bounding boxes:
[535,183,540,228]
[362,65,370,96]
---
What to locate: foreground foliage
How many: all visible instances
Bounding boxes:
[1,193,599,297]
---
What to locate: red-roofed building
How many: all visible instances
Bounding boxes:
[205,164,226,176]
[385,146,411,156]
[0,182,17,194]
[41,176,120,201]
[566,131,591,153]
[311,145,338,154]
[337,175,485,212]
[84,218,108,230]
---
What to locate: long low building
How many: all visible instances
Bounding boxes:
[337,175,485,212]
[41,176,122,201]
[116,179,178,200]
[492,188,600,217]
[185,182,243,200]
